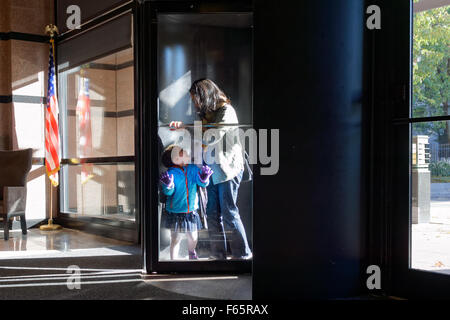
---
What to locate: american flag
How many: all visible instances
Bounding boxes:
[45,40,60,187]
[76,75,94,184]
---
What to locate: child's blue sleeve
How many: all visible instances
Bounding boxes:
[161,182,175,196]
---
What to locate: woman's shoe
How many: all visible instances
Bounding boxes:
[188,250,199,260]
[231,253,253,260]
[208,254,227,260]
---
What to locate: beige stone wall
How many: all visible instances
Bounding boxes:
[8,0,54,34]
[0,0,55,221]
[65,164,118,216]
[1,1,136,221]
[117,116,134,156]
[65,49,134,158]
[116,48,134,157]
[11,39,48,158]
[117,66,134,156]
[66,68,118,158]
[0,4,12,150]
[0,0,11,33]
[0,41,12,96]
[0,103,12,151]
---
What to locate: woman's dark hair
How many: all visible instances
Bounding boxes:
[161,145,176,168]
[189,79,231,116]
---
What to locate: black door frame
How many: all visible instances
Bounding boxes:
[137,0,253,274]
[55,1,140,243]
[377,0,450,298]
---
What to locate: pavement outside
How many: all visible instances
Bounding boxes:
[412,200,450,274]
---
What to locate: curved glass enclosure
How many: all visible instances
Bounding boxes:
[156,13,254,262]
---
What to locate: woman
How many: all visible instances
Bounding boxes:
[169,79,252,260]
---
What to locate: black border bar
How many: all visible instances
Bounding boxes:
[58,2,134,43]
[61,156,135,165]
[66,109,134,118]
[0,95,47,104]
[0,32,50,43]
[393,115,450,124]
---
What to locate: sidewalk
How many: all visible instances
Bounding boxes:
[411,201,450,274]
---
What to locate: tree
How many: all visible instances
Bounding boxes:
[412,3,450,143]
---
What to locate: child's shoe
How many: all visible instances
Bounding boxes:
[188,250,198,260]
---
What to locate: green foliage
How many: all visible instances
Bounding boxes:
[413,5,450,137]
[429,160,450,177]
[413,121,446,136]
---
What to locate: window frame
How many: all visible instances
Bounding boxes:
[387,0,450,299]
[56,3,139,241]
[140,0,253,274]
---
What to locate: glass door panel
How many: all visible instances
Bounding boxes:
[411,122,450,273]
[156,13,254,263]
[410,3,450,274]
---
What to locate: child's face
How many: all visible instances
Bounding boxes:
[172,147,190,166]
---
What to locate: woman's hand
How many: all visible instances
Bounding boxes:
[169,121,184,131]
[198,165,214,183]
[160,172,174,188]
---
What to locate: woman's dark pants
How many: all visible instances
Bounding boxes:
[206,171,252,258]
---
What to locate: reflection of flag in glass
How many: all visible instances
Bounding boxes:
[76,76,94,184]
[45,40,60,187]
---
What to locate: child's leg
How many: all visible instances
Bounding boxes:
[186,231,198,253]
[170,231,182,260]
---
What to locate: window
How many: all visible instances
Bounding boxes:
[58,14,136,221]
[410,3,450,273]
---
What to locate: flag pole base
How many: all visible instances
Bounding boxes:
[40,219,62,231]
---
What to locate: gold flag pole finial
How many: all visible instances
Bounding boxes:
[45,24,59,38]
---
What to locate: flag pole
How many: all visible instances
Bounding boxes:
[40,183,61,231]
[41,24,62,231]
[80,67,85,217]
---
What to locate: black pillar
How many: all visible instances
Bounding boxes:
[253,0,366,299]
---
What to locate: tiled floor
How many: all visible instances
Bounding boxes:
[0,227,252,300]
[0,227,138,260]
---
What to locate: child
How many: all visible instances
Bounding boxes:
[159,145,213,260]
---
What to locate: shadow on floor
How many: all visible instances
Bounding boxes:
[0,228,252,300]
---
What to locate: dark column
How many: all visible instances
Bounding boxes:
[253,0,366,299]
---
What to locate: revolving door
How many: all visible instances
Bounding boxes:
[141,1,254,273]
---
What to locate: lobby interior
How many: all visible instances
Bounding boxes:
[0,0,254,300]
[1,0,449,301]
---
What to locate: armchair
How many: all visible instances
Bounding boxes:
[0,149,33,240]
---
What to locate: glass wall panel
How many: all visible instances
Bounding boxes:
[412,5,449,118]
[410,3,450,274]
[157,13,253,261]
[61,163,135,221]
[59,47,135,159]
[58,21,135,222]
[411,121,450,272]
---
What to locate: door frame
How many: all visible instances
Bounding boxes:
[137,0,253,274]
[378,0,450,298]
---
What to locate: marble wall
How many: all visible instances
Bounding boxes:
[0,0,55,222]
[8,0,54,34]
[1,1,136,222]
